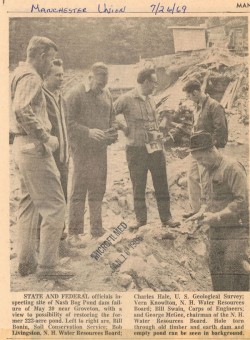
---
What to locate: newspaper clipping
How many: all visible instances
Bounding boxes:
[0,0,250,339]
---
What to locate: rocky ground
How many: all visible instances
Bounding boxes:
[9,49,249,292]
[10,123,248,292]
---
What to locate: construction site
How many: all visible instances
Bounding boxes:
[9,18,249,291]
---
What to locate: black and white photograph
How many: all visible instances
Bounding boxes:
[9,17,250,292]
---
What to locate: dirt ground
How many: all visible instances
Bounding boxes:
[9,49,249,292]
[10,116,248,292]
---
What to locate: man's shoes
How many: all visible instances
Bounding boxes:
[60,232,68,241]
[182,211,197,219]
[91,228,106,239]
[18,262,37,277]
[129,221,146,231]
[36,267,75,281]
[67,234,86,248]
[162,218,180,228]
[59,240,80,257]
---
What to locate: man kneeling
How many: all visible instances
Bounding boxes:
[187,132,249,291]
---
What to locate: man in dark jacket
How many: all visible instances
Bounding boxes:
[43,59,68,199]
[43,59,76,256]
[182,79,228,217]
[65,63,117,245]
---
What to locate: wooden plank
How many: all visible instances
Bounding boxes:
[228,74,243,110]
[220,81,234,108]
[201,71,210,92]
[227,76,242,110]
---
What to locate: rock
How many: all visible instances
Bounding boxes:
[110,200,121,215]
[117,274,132,288]
[44,281,55,290]
[107,253,122,264]
[126,196,134,211]
[10,253,17,260]
[169,281,182,291]
[174,234,188,249]
[149,228,167,240]
[236,139,245,145]
[242,260,250,273]
[135,224,152,237]
[161,232,176,240]
[245,247,250,259]
[129,247,143,257]
[115,244,124,253]
[120,256,147,274]
[10,217,17,226]
[118,197,126,208]
[140,244,152,257]
[127,282,136,291]
[59,257,71,265]
[178,255,188,267]
[158,272,174,288]
[146,255,159,267]
[177,275,188,284]
[193,241,207,257]
[177,176,187,187]
[189,270,196,279]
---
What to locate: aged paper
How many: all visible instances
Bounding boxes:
[0,0,250,339]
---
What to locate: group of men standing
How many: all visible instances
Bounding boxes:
[11,36,249,290]
[11,36,117,279]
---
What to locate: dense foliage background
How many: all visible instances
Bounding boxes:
[9,17,247,68]
[8,17,203,68]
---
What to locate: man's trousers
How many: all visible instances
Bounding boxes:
[126,146,172,224]
[36,150,68,243]
[13,136,66,269]
[68,147,107,236]
[187,154,210,212]
[209,226,249,291]
[53,150,68,201]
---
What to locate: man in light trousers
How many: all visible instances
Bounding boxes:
[11,36,74,280]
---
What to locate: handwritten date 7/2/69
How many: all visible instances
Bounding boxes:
[150,2,187,14]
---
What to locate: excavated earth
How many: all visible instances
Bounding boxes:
[10,49,249,291]
[10,128,248,292]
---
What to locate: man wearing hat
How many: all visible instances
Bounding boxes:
[182,79,228,217]
[65,62,117,245]
[187,132,249,291]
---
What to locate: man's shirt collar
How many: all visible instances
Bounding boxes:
[197,94,209,108]
[133,87,150,101]
[211,154,223,171]
[85,82,91,93]
[18,61,40,78]
[85,82,104,94]
[43,85,61,104]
